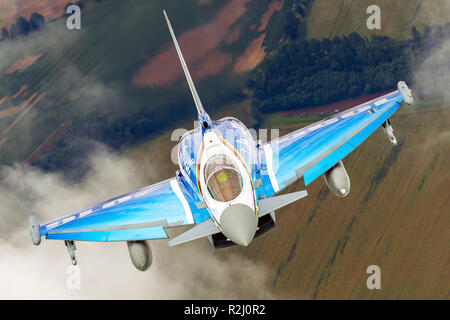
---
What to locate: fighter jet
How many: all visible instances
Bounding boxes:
[29,11,414,271]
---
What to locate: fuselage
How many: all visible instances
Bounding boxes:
[178,117,258,245]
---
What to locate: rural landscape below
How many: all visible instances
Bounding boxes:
[0,0,448,300]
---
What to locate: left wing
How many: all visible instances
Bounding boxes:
[37,176,209,242]
[258,82,412,197]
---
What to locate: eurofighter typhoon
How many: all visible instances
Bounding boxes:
[29,11,414,271]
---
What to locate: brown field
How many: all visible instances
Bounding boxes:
[11,85,28,99]
[232,33,266,73]
[12,86,27,99]
[191,50,233,80]
[132,0,284,86]
[0,105,25,119]
[2,91,45,135]
[258,0,284,32]
[128,100,449,299]
[224,27,241,44]
[0,0,68,30]
[132,0,250,87]
[5,54,42,75]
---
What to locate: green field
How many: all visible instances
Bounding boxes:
[306,0,450,40]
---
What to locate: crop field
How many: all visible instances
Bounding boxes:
[125,98,449,299]
[0,0,68,30]
[306,0,450,40]
[0,0,293,175]
[255,102,449,299]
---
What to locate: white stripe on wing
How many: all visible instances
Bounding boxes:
[170,179,194,224]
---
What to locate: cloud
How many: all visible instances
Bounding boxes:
[412,36,450,101]
[0,148,274,299]
[0,17,122,108]
[0,18,124,181]
[0,19,274,298]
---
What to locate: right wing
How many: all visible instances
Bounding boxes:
[258,83,411,198]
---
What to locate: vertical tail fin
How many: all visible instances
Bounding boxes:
[163,10,206,118]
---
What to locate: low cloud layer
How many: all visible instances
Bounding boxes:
[413,37,450,101]
[0,149,273,299]
[0,12,273,300]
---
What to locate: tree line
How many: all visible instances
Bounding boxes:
[0,0,93,41]
[248,23,450,113]
[1,13,45,40]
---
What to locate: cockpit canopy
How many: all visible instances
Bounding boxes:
[204,154,243,202]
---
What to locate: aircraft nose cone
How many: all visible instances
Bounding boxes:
[220,204,257,246]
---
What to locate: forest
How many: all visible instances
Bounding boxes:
[248,23,450,112]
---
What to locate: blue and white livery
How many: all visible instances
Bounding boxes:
[29,11,413,271]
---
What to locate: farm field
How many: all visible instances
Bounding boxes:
[124,98,449,299]
[306,0,450,40]
[0,0,290,176]
[0,0,448,299]
[2,0,447,176]
[0,0,68,30]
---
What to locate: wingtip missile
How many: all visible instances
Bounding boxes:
[398,81,413,105]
